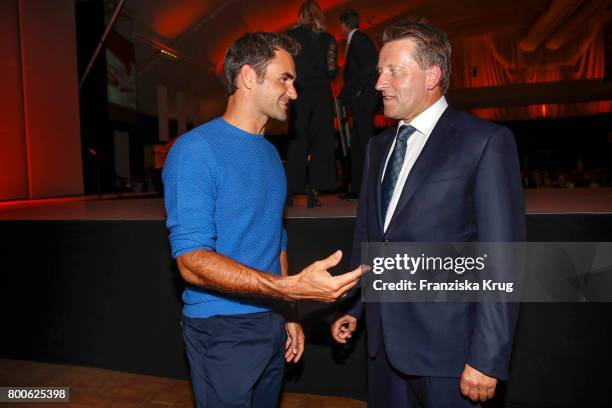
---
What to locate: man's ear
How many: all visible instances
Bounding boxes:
[426,65,442,91]
[239,64,256,91]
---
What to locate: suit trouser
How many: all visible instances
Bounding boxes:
[286,83,337,194]
[348,90,379,194]
[182,311,286,408]
[368,328,480,408]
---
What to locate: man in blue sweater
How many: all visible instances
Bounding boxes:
[163,32,363,408]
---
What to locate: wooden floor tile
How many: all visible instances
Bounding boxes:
[0,359,365,407]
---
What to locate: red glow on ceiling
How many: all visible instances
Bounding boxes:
[151,0,220,39]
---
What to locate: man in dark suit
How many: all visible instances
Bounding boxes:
[339,9,380,198]
[331,19,525,407]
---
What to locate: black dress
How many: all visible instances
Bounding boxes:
[285,25,338,194]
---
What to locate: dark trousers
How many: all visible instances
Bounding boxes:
[286,83,337,194]
[348,90,379,194]
[182,312,286,408]
[368,330,480,408]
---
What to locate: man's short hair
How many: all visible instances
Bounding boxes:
[382,18,452,94]
[339,9,359,30]
[223,32,300,96]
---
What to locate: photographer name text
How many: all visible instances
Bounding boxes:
[372,279,514,293]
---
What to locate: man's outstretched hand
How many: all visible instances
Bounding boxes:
[283,250,363,303]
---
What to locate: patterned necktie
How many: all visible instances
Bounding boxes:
[381,124,417,219]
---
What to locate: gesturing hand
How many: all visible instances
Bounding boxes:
[460,364,498,402]
[289,250,363,302]
[331,314,358,344]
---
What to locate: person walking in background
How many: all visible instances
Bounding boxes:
[339,9,380,199]
[285,0,338,206]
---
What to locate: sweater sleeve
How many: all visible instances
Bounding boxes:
[163,135,219,258]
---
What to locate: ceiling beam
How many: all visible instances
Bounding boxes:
[545,0,608,50]
[518,0,583,52]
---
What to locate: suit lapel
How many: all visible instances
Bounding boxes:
[386,108,458,230]
[375,129,397,232]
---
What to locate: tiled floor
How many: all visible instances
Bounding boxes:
[0,359,366,408]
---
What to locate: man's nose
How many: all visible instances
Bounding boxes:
[375,73,387,91]
[287,84,298,100]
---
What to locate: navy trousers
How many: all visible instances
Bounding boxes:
[182,311,286,408]
[368,332,481,408]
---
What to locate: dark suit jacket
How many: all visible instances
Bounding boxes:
[341,30,378,101]
[346,104,526,380]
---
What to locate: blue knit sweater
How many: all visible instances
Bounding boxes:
[163,117,288,318]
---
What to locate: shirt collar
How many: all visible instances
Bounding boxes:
[347,29,357,45]
[398,96,448,136]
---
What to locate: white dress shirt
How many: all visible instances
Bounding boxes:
[345,29,357,57]
[382,96,448,232]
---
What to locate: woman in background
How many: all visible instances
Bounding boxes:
[285,0,338,207]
